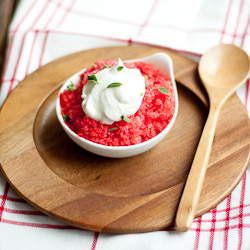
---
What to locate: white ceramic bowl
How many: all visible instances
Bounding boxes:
[56,53,178,158]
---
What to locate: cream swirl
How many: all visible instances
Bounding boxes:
[81,59,145,125]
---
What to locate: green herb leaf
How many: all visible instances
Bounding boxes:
[63,114,69,121]
[145,82,149,87]
[108,127,118,132]
[158,87,170,95]
[107,82,123,88]
[117,66,124,71]
[103,63,109,69]
[87,75,98,82]
[67,81,75,91]
[144,75,149,80]
[121,115,131,123]
[140,92,144,96]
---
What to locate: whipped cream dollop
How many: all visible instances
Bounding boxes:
[81,59,145,125]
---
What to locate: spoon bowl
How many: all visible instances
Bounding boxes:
[175,44,250,232]
[199,44,250,103]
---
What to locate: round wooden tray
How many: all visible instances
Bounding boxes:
[0,46,250,233]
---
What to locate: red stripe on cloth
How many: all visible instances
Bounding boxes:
[194,212,250,223]
[220,0,233,43]
[137,0,159,37]
[216,203,250,213]
[240,12,250,112]
[148,24,239,37]
[38,1,64,67]
[0,0,38,86]
[9,24,247,38]
[232,0,245,44]
[13,1,39,32]
[91,232,99,250]
[1,78,19,83]
[26,0,66,75]
[7,34,26,94]
[49,0,139,27]
[194,216,202,250]
[0,195,25,203]
[38,31,49,67]
[5,204,250,223]
[43,1,62,30]
[190,224,250,232]
[224,195,232,250]
[193,211,250,224]
[35,0,250,42]
[55,0,77,29]
[238,174,246,250]
[209,208,217,250]
[7,0,50,94]
[0,183,10,222]
[36,31,202,67]
[25,30,39,76]
[4,208,45,216]
[2,28,203,59]
[3,217,249,232]
[131,39,202,57]
[240,12,250,47]
[1,218,78,230]
[127,38,132,46]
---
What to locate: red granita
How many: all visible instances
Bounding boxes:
[60,60,176,146]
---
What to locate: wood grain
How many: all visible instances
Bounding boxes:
[0,46,250,233]
[0,0,17,78]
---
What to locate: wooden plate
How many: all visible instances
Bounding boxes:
[0,46,250,233]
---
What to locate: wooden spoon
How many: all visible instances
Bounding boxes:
[175,44,250,232]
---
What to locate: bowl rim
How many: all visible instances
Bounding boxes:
[56,52,179,151]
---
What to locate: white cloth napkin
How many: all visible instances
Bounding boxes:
[0,0,250,249]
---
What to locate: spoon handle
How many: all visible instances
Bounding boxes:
[175,105,220,231]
